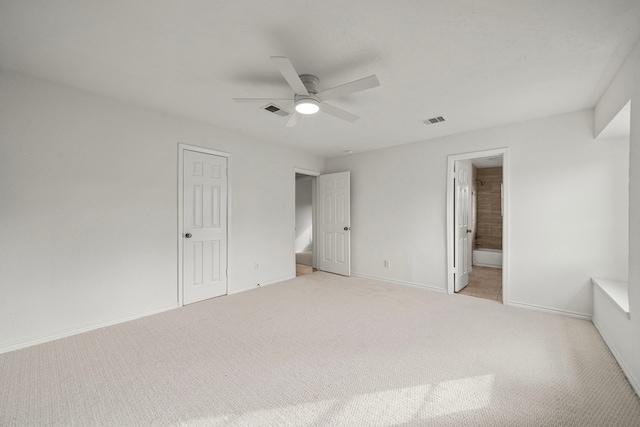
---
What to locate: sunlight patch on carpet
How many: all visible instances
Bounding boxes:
[178,375,494,426]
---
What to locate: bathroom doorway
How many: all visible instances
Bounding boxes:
[294,170,318,276]
[446,149,509,304]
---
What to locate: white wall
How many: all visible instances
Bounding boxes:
[0,69,323,352]
[594,35,640,394]
[325,109,629,317]
[295,176,313,253]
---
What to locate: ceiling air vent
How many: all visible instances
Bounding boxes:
[421,116,445,125]
[262,103,290,117]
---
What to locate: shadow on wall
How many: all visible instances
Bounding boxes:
[295,174,313,253]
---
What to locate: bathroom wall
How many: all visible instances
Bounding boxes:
[476,167,503,250]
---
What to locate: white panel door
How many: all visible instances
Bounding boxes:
[454,160,472,292]
[318,171,351,276]
[183,150,228,304]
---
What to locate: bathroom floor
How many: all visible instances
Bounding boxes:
[458,265,502,302]
[296,264,315,276]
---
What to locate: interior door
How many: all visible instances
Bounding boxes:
[318,171,351,276]
[454,160,472,292]
[183,150,228,304]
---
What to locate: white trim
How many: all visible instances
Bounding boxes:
[294,167,321,177]
[508,300,592,320]
[178,143,231,307]
[591,277,630,318]
[0,304,179,355]
[446,148,510,306]
[293,168,321,273]
[179,143,231,158]
[227,285,259,295]
[592,318,640,397]
[352,272,447,293]
[259,274,296,287]
[228,274,296,295]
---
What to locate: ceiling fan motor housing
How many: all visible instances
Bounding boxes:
[298,74,319,94]
[293,75,320,114]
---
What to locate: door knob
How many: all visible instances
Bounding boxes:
[184,233,192,238]
[467,229,472,234]
[344,227,351,231]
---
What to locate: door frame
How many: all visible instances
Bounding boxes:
[446,148,509,304]
[178,143,231,307]
[293,168,320,273]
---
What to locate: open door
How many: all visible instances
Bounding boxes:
[318,171,351,276]
[454,160,472,292]
[181,148,228,304]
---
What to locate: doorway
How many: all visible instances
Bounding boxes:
[294,169,319,276]
[447,148,509,304]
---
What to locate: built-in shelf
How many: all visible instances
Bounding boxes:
[592,277,630,319]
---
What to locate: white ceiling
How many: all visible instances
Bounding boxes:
[1,1,639,158]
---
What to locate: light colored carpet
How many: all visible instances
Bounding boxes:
[1,272,639,426]
[295,250,312,266]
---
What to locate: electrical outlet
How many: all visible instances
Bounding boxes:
[384,260,390,268]
[254,263,259,271]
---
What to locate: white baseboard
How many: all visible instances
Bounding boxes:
[592,318,640,398]
[0,303,180,355]
[260,274,296,287]
[228,284,258,295]
[228,274,296,295]
[508,300,592,320]
[351,272,447,293]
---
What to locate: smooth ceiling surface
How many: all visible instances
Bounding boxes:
[1,0,639,158]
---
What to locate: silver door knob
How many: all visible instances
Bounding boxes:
[184,233,192,238]
[467,229,472,234]
[344,227,351,231]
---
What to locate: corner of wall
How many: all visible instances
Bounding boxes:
[594,36,640,136]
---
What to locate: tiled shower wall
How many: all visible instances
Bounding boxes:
[476,167,503,250]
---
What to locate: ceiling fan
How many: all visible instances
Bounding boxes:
[233,56,380,127]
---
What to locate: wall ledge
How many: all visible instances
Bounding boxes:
[592,277,630,319]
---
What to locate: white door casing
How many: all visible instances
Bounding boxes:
[446,148,508,301]
[454,160,472,292]
[182,149,228,304]
[318,171,351,276]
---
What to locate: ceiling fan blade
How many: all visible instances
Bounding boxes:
[320,102,359,123]
[285,111,300,127]
[232,98,291,103]
[270,56,309,96]
[316,75,380,101]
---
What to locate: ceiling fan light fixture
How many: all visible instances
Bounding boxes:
[295,98,320,115]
